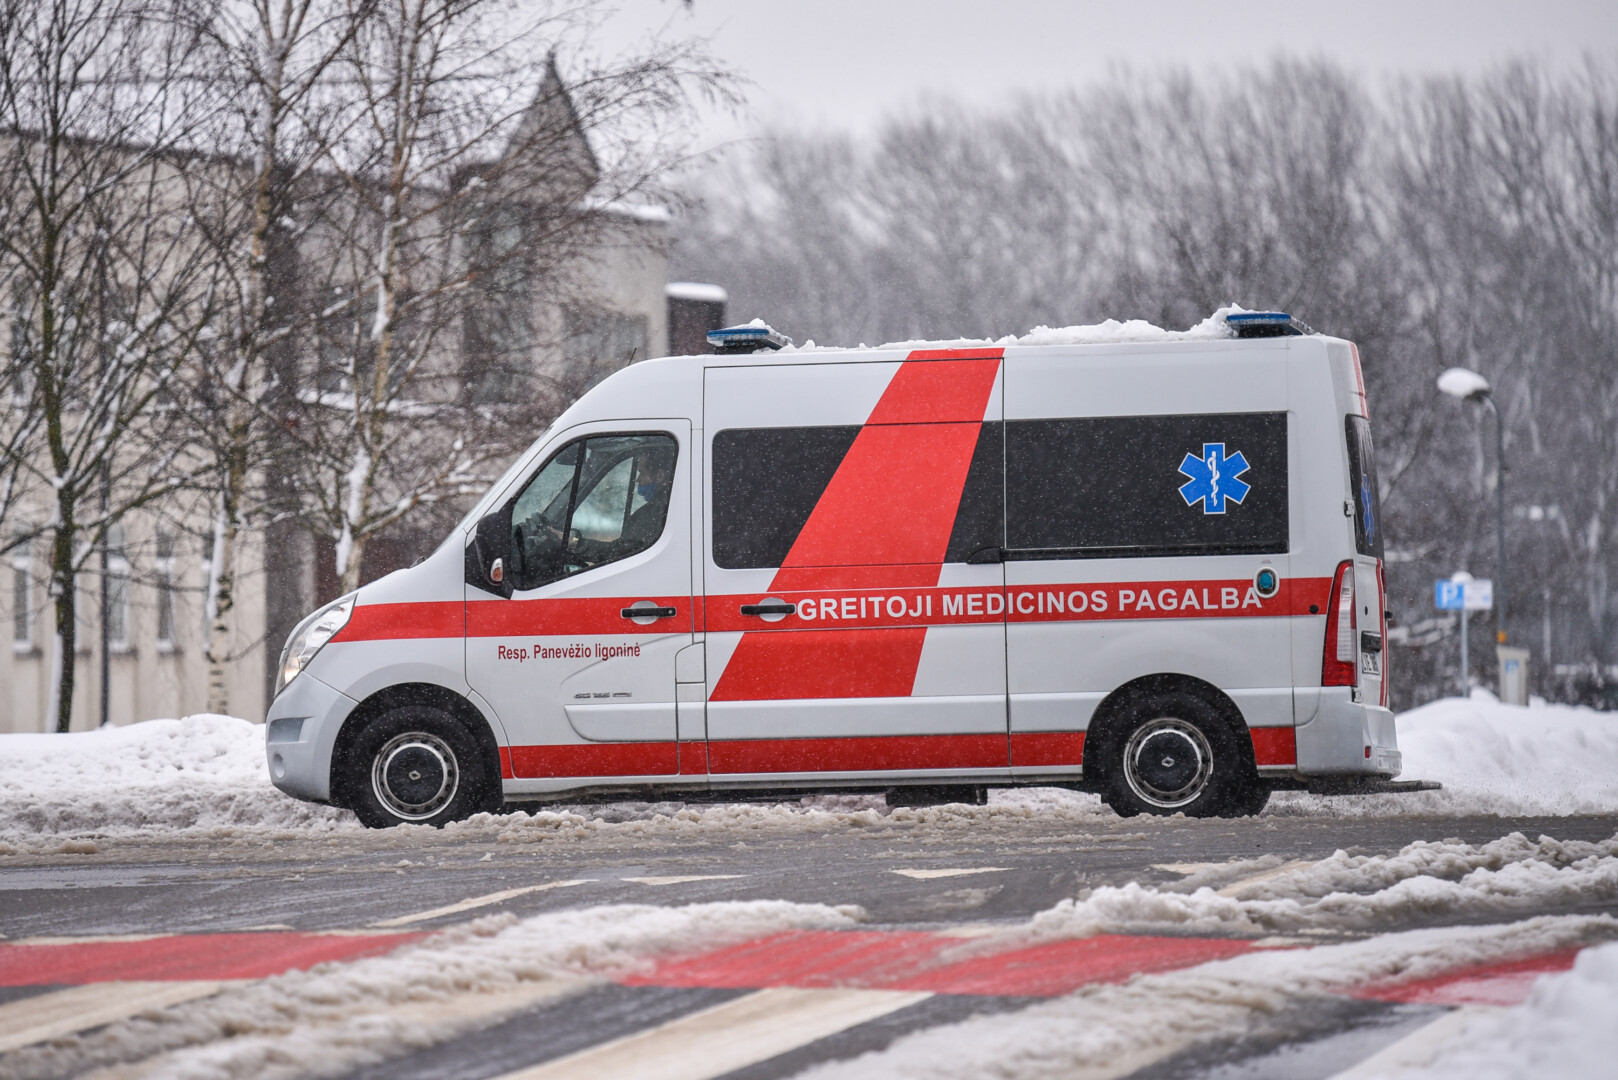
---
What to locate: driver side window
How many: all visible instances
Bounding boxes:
[507,433,677,591]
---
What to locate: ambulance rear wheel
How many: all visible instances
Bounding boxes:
[339,705,502,829]
[1101,693,1246,818]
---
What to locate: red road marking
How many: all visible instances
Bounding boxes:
[0,932,424,985]
[1349,949,1581,1007]
[621,929,1254,998]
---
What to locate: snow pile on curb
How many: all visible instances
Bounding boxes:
[963,832,1618,945]
[0,715,351,849]
[796,917,1616,1080]
[10,899,860,1080]
[1272,695,1618,817]
[1389,940,1618,1079]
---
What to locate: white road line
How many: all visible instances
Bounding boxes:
[370,880,593,928]
[621,875,743,885]
[1329,1006,1497,1077]
[490,987,933,1080]
[891,867,1009,880]
[0,981,228,1052]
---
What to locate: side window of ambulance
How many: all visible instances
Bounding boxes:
[508,433,676,590]
[1005,412,1289,557]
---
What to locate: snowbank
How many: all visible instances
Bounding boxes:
[1272,695,1618,817]
[0,715,351,849]
[1380,940,1618,1079]
[988,832,1618,941]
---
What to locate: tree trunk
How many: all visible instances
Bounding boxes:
[48,510,77,734]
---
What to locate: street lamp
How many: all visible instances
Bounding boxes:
[1437,367,1507,647]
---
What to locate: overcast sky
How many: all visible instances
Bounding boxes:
[593,0,1618,146]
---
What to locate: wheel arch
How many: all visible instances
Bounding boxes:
[1084,673,1255,785]
[329,682,504,809]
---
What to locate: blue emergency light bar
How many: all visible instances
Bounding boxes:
[707,322,793,354]
[1226,311,1315,338]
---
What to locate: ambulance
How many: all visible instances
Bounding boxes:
[266,311,1412,827]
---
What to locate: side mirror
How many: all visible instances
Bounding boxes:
[465,505,514,598]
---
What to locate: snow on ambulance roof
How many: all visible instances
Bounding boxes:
[772,305,1261,355]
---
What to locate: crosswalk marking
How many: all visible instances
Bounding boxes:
[0,981,227,1052]
[488,987,932,1080]
[1329,1006,1496,1077]
[621,875,743,885]
[1215,861,1314,897]
[891,867,1009,880]
[370,881,594,928]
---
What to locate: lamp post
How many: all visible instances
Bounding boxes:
[1437,367,1507,647]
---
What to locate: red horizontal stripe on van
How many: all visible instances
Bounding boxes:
[707,733,1006,774]
[1249,726,1297,767]
[1010,731,1086,768]
[334,600,463,642]
[505,741,678,778]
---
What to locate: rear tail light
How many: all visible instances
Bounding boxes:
[1322,560,1357,687]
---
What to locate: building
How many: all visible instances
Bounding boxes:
[0,65,718,734]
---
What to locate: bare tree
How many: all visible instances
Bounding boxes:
[0,0,222,730]
[180,0,361,715]
[287,0,731,593]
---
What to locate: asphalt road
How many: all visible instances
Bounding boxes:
[4,803,1617,1079]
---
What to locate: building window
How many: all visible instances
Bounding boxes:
[154,529,176,652]
[10,543,31,651]
[105,525,129,652]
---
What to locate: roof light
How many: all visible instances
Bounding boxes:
[1226,311,1314,338]
[707,321,792,355]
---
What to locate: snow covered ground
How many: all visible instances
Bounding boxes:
[1,695,1616,848]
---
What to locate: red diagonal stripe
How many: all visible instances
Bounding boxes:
[713,356,1001,706]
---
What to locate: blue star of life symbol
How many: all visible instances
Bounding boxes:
[1178,443,1252,514]
[1360,474,1376,545]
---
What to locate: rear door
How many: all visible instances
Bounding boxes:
[701,351,1010,781]
[1345,413,1387,707]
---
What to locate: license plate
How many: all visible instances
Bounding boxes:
[1360,650,1381,677]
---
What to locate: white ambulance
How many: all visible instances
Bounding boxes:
[267,311,1412,827]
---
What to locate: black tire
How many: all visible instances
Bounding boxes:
[1221,775,1272,817]
[336,705,503,829]
[1099,691,1251,819]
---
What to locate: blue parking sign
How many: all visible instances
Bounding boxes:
[1434,580,1465,610]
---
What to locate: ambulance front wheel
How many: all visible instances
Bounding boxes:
[337,705,503,829]
[1100,692,1252,819]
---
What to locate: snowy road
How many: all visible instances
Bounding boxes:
[5,698,1618,1077]
[5,810,1618,1078]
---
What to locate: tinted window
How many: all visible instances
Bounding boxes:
[944,421,1004,561]
[712,426,859,568]
[1345,415,1383,559]
[1006,412,1288,557]
[508,433,676,589]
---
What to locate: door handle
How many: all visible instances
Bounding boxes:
[621,604,678,619]
[740,602,797,617]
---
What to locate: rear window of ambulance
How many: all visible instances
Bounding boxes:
[1005,412,1289,558]
[1345,415,1383,559]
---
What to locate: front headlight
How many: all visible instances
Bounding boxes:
[274,594,356,699]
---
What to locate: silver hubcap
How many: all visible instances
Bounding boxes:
[1123,717,1214,809]
[372,732,458,821]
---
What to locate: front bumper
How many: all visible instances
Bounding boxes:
[265,673,359,804]
[1294,687,1401,778]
